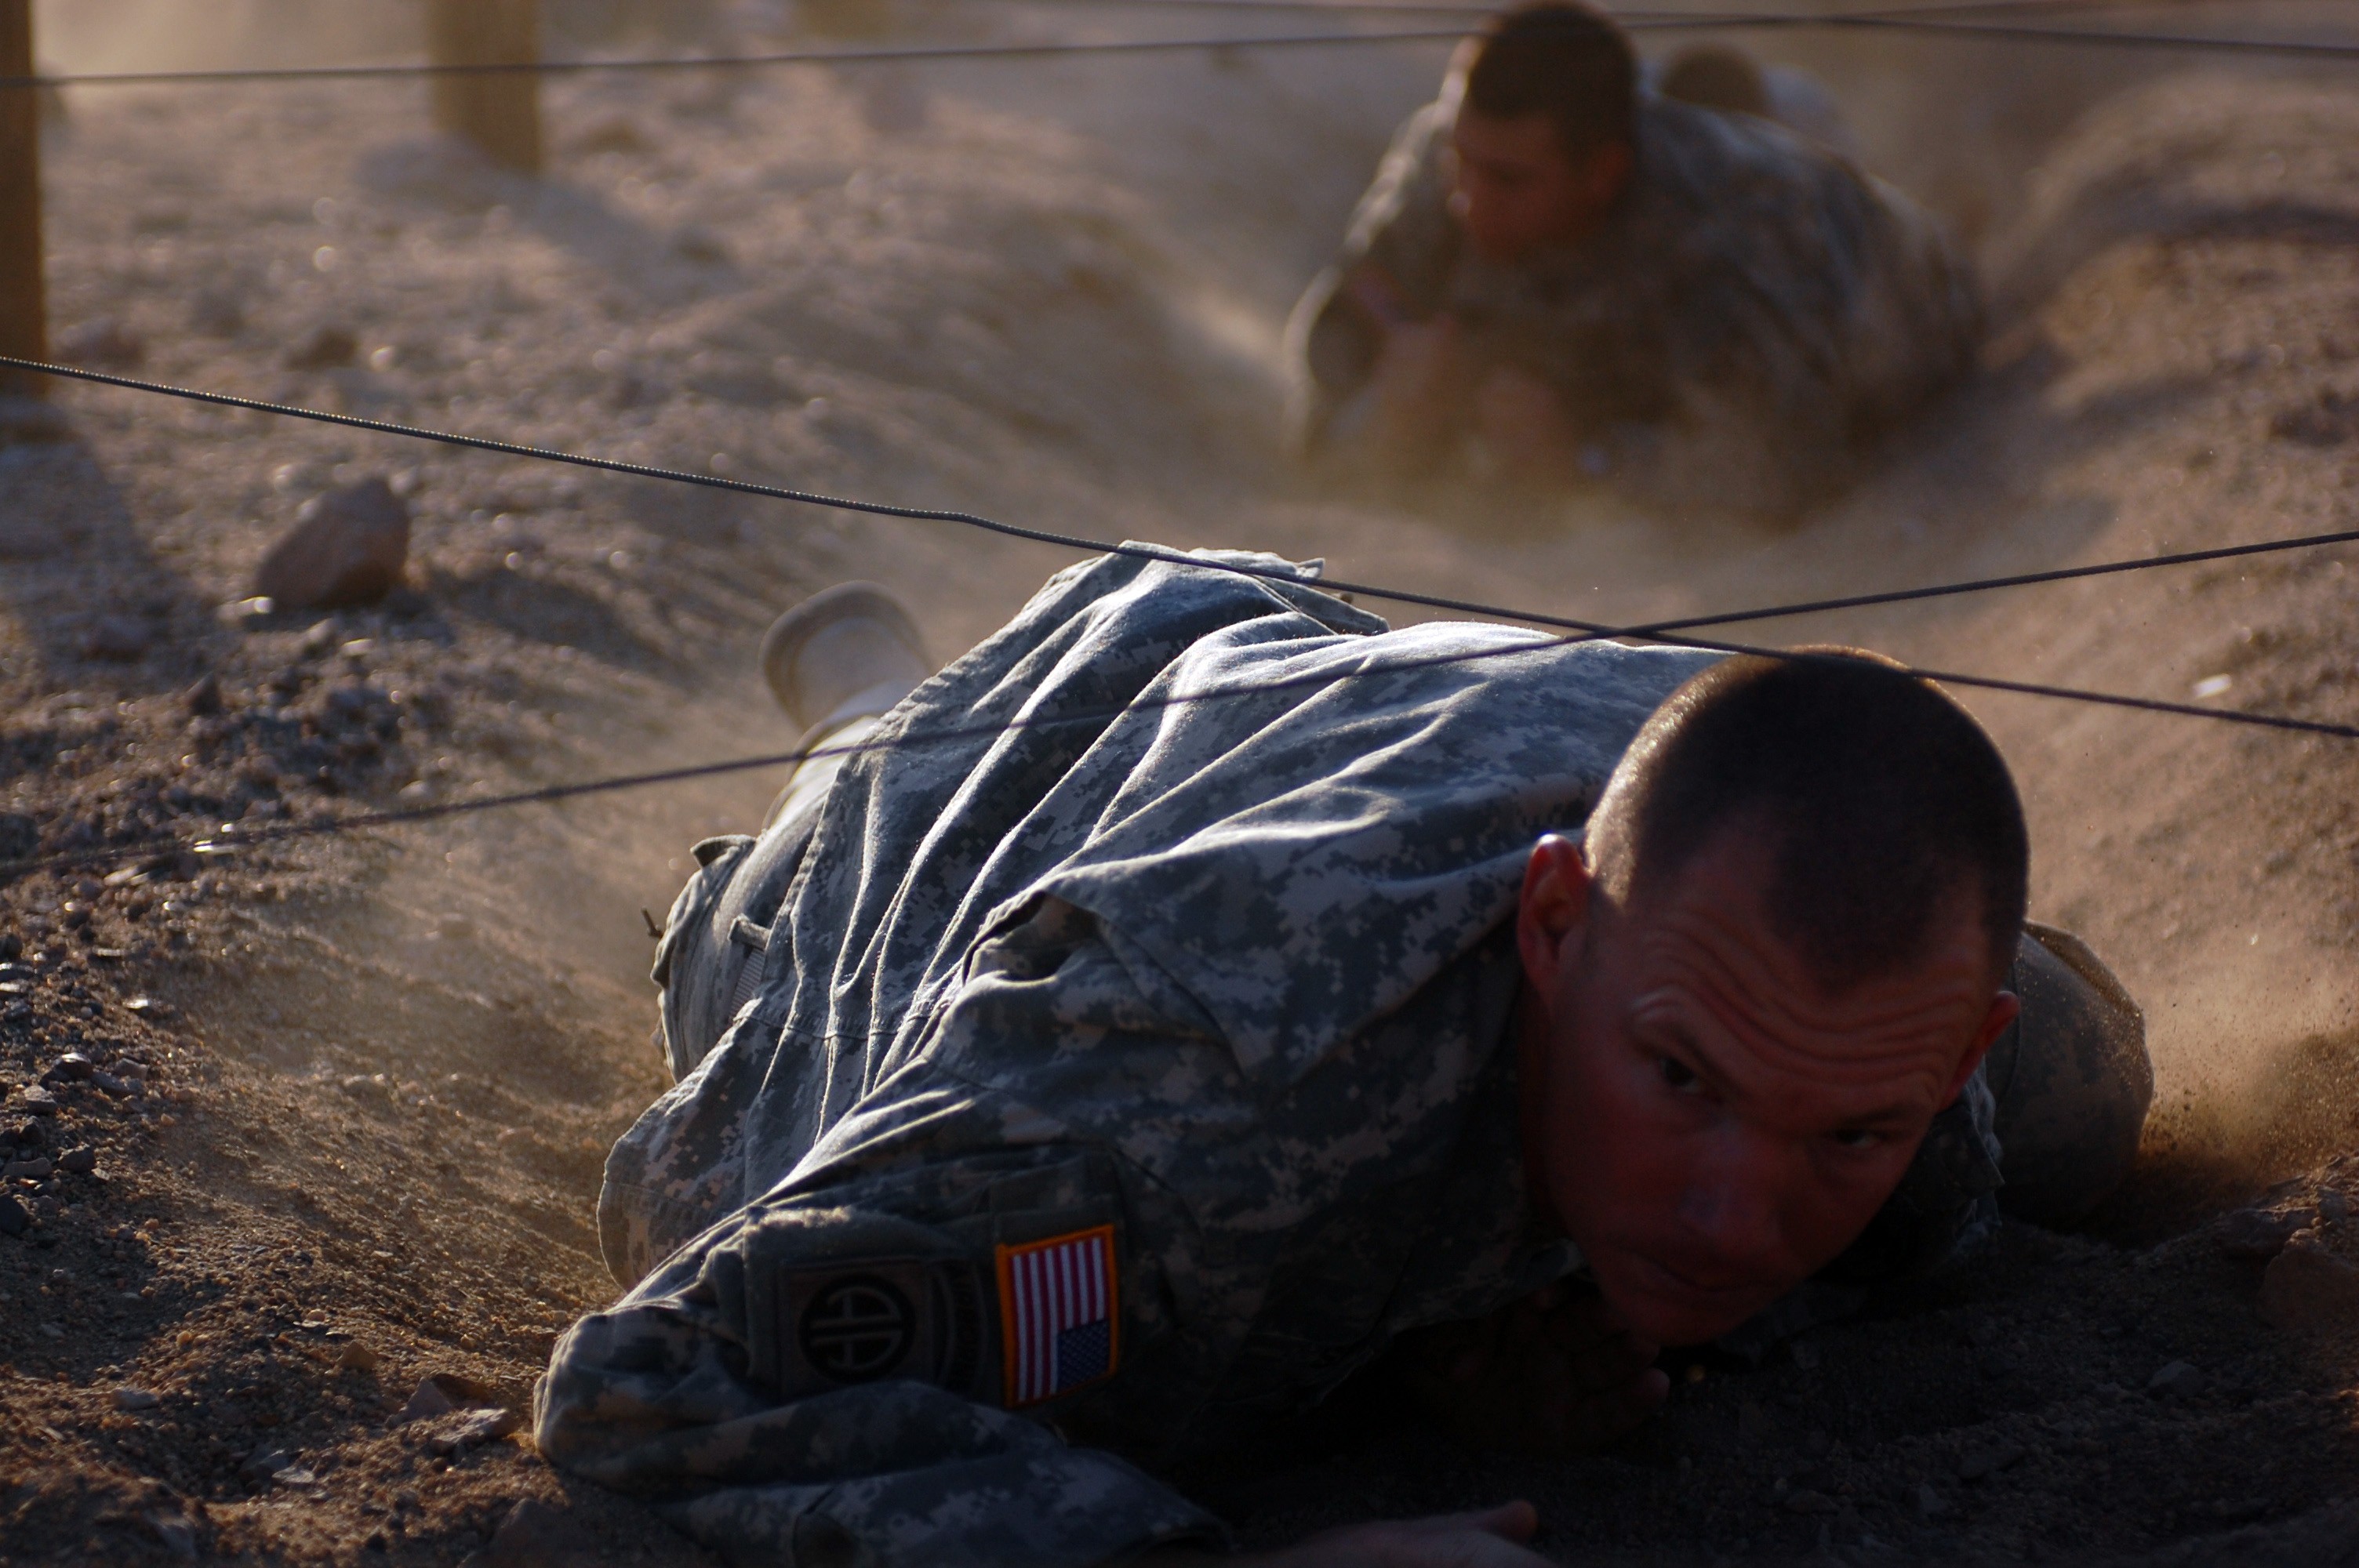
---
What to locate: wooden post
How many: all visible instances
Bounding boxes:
[427,0,543,175]
[0,0,47,399]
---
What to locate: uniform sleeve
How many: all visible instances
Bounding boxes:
[1281,100,1459,454]
[536,1169,1224,1567]
[542,894,1234,1568]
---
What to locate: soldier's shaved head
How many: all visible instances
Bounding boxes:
[1463,2,1637,162]
[1586,649,2029,992]
[1518,650,2028,1345]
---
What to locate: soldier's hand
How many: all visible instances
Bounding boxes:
[1399,1284,1670,1454]
[1183,1501,1549,1566]
[1369,317,1467,465]
[1469,367,1576,483]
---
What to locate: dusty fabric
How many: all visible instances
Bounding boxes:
[1285,89,1983,514]
[540,547,2006,1567]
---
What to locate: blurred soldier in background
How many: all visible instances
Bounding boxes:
[1656,42,1859,162]
[1285,2,1980,522]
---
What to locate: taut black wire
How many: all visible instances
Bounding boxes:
[5,595,2354,884]
[0,347,2353,883]
[9,349,2357,656]
[6,4,2359,91]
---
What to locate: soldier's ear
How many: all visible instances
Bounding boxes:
[1518,834,1593,993]
[1943,989,2019,1108]
[1580,140,1635,206]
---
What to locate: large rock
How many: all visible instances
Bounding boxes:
[253,480,409,610]
[2259,1233,2359,1334]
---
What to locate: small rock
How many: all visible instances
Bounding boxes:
[51,1053,93,1082]
[298,619,338,659]
[254,479,410,610]
[398,1379,456,1423]
[113,1386,162,1412]
[2260,1235,2359,1334]
[56,1147,94,1174]
[428,1406,523,1457]
[83,613,155,662]
[4,1156,53,1180]
[181,674,224,717]
[285,325,358,372]
[396,1371,507,1425]
[1783,1488,1837,1515]
[274,1467,318,1487]
[144,1507,199,1560]
[2221,1207,2303,1261]
[336,1341,381,1373]
[0,1195,28,1237]
[485,1498,601,1568]
[2148,1360,2208,1399]
[241,1446,295,1484]
[57,316,147,370]
[1957,1443,2025,1481]
[18,1086,58,1115]
[1914,1483,1952,1519]
[2321,1192,2353,1223]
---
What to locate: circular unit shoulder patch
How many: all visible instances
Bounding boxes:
[798,1273,918,1384]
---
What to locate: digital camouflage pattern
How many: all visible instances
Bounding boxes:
[536,548,2010,1566]
[1284,88,1983,514]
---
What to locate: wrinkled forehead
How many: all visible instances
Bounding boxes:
[1613,841,1998,1101]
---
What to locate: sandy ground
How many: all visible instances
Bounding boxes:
[1,2,2356,1563]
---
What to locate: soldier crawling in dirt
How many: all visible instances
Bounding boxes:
[1284,3,1981,521]
[535,557,2150,1566]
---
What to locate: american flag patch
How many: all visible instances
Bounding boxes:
[996,1225,1119,1406]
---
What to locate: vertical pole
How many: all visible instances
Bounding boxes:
[427,0,543,175]
[0,0,47,399]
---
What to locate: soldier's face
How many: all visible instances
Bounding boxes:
[1514,830,2017,1346]
[1448,110,1632,263]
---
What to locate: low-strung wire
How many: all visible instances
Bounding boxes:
[9,349,2355,653]
[0,348,2353,884]
[1030,0,2285,20]
[5,591,2354,884]
[6,4,2358,91]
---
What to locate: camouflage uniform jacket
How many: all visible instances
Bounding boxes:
[1284,90,1983,513]
[536,548,2002,1566]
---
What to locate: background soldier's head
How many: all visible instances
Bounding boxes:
[1659,43,1773,119]
[1448,2,1639,263]
[1517,651,2030,1345]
